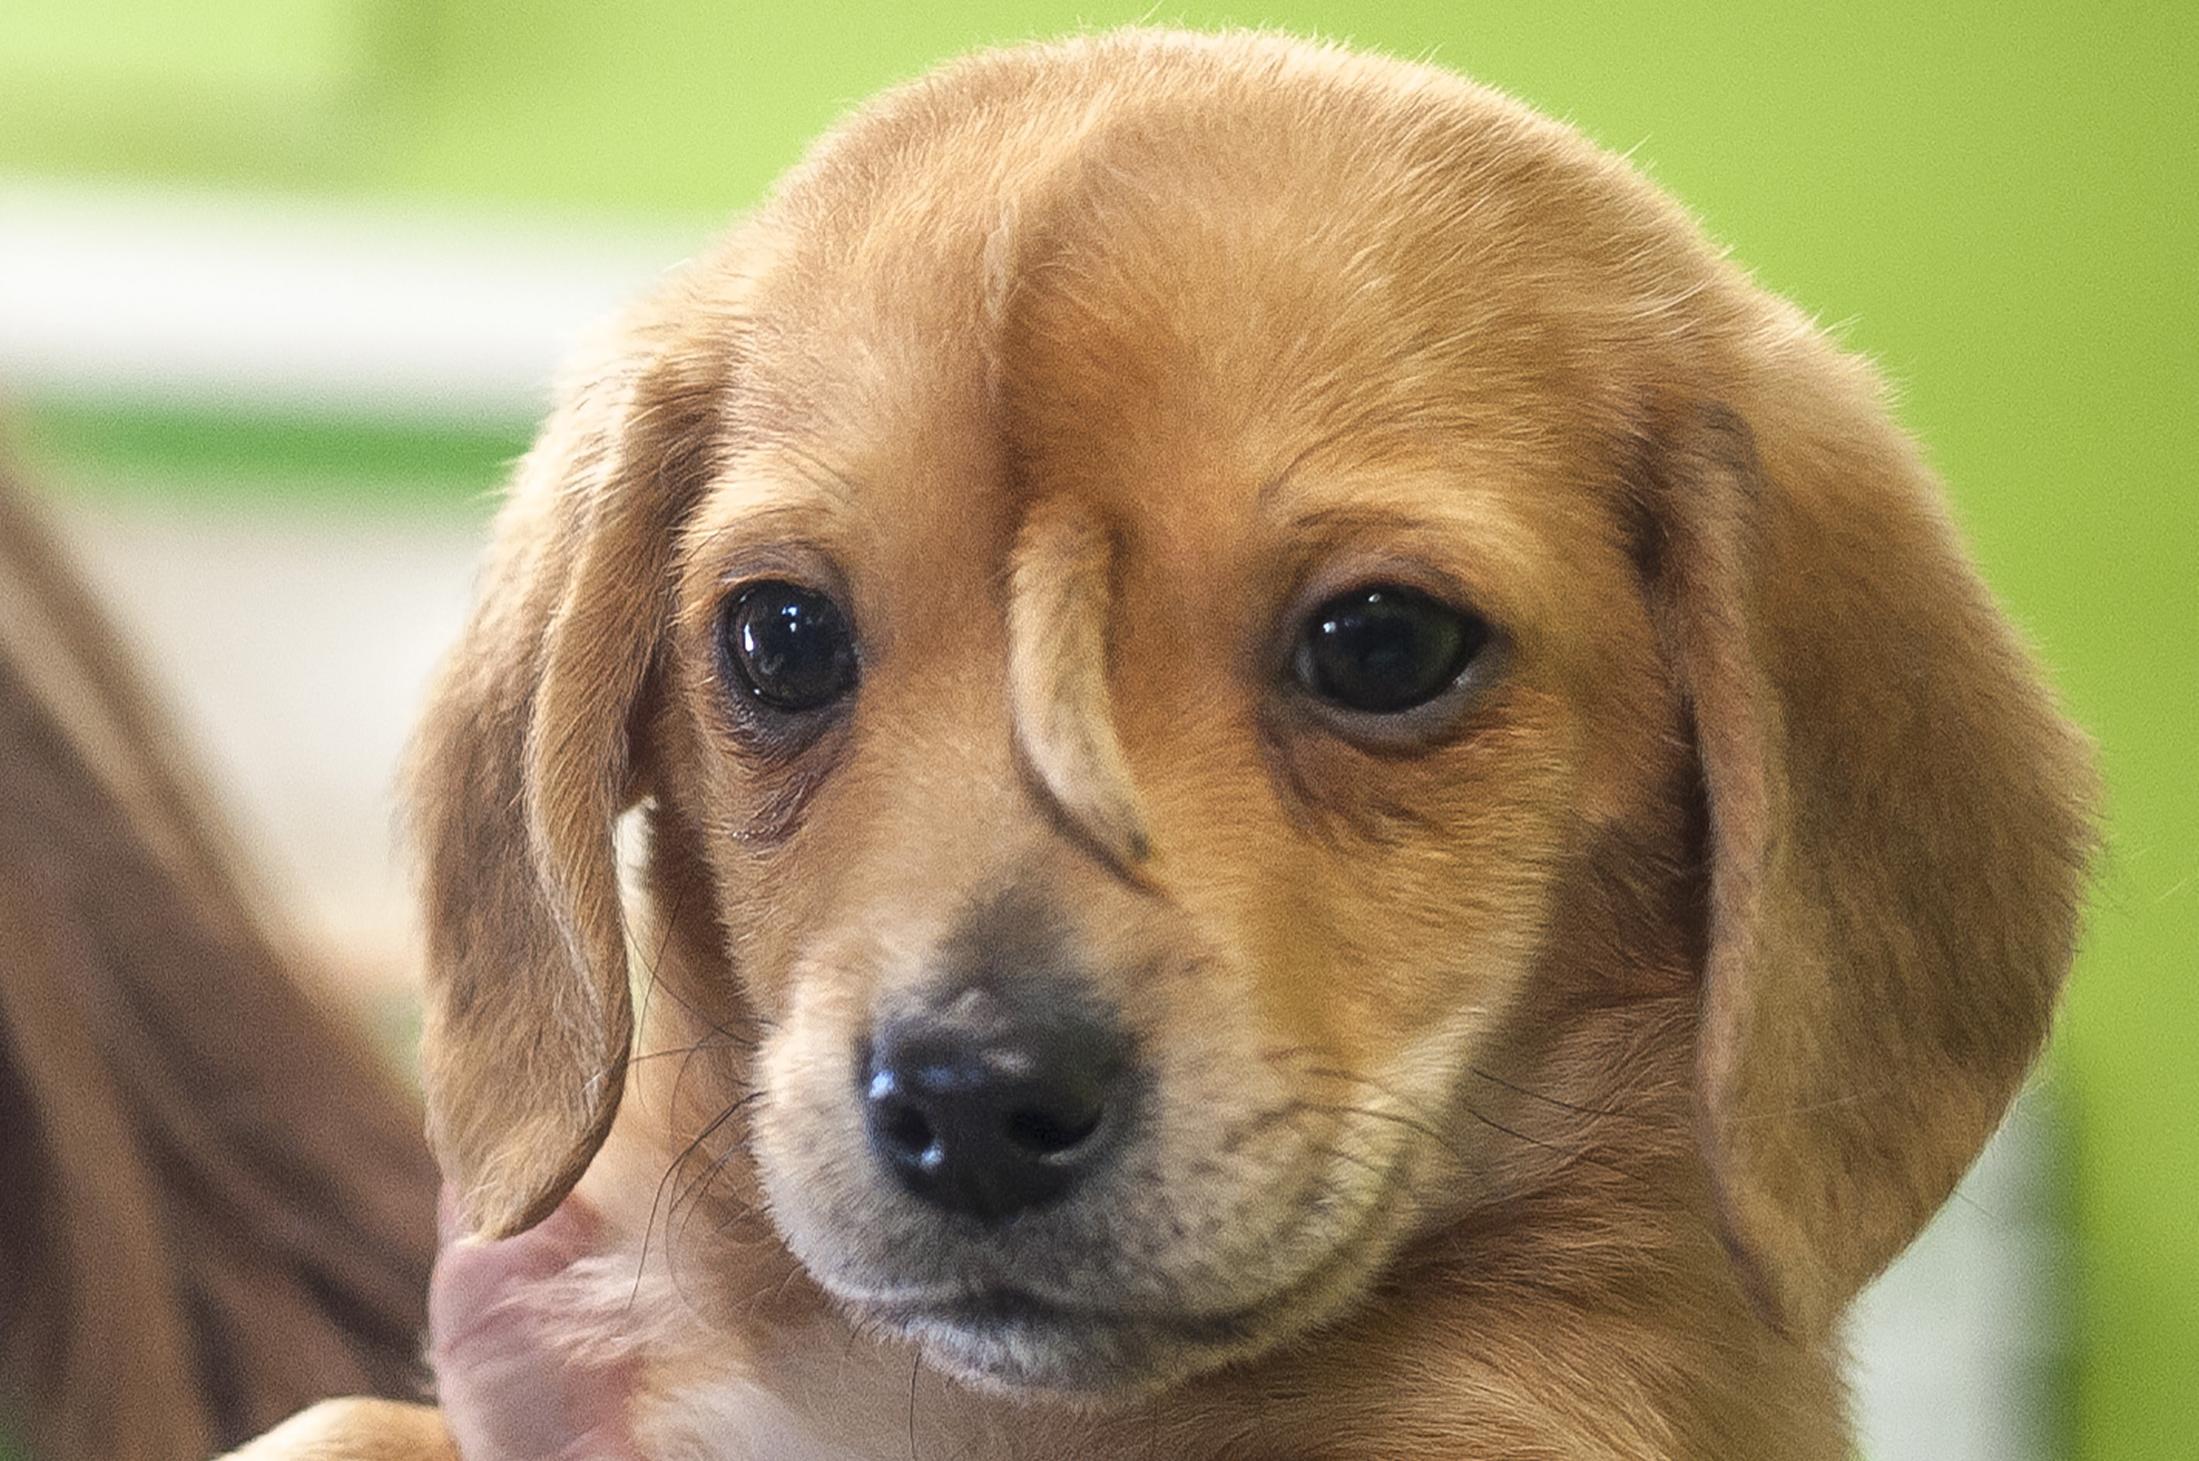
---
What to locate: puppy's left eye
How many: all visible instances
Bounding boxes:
[1292,585,1488,714]
[721,581,859,713]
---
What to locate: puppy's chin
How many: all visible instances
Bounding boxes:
[833,1264,1365,1402]
[791,1182,1414,1403]
[856,1289,1244,1401]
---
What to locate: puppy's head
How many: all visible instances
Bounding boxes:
[409,32,2094,1399]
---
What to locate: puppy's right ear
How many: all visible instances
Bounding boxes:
[408,276,733,1238]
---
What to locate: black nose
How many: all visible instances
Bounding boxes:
[862,986,1131,1223]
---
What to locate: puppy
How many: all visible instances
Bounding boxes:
[238,27,2095,1460]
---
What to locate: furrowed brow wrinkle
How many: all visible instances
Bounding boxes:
[1005,499,1152,874]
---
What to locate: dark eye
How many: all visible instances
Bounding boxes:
[1292,585,1489,714]
[721,581,858,712]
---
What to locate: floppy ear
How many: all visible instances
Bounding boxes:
[409,280,733,1238]
[1639,399,2096,1334]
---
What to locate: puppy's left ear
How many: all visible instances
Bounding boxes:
[408,270,736,1238]
[1640,397,2097,1334]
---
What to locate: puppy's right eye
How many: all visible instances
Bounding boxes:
[720,581,859,713]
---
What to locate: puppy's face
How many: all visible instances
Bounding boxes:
[648,77,1680,1396]
[413,30,2091,1416]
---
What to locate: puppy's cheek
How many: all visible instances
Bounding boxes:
[747,983,897,1288]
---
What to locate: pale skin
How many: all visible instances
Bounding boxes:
[226,1199,626,1461]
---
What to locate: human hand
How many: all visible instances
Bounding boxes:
[429,1192,638,1460]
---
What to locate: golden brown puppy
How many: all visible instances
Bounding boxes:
[237,27,2095,1460]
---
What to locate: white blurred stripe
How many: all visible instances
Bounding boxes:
[0,178,704,417]
[1849,1094,2067,1461]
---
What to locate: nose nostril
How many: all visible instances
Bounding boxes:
[881,1102,936,1160]
[1004,1101,1103,1156]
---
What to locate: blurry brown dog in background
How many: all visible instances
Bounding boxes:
[238,28,2095,1460]
[0,471,438,1459]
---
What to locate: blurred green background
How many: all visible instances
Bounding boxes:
[3,3,2190,1458]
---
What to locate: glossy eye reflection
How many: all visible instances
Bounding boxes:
[1293,585,1489,714]
[722,581,858,712]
